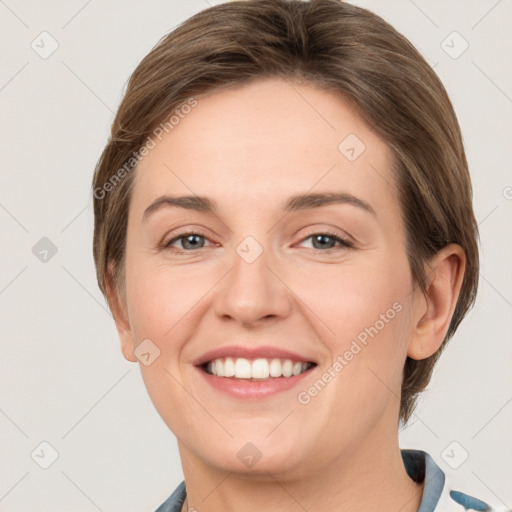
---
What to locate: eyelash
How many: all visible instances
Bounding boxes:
[162,230,353,253]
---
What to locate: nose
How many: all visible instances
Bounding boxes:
[214,240,293,326]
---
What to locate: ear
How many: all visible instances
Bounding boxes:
[407,244,466,360]
[105,264,137,363]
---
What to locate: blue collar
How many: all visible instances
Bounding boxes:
[402,449,445,511]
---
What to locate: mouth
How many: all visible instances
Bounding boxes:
[195,355,318,400]
[200,357,317,380]
[193,345,318,399]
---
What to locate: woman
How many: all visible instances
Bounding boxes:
[92,1,505,510]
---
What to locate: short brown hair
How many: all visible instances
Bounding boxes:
[92,0,479,426]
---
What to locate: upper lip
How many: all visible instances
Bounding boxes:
[193,345,317,367]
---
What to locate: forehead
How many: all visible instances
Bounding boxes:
[132,77,397,217]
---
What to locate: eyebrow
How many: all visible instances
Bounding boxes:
[142,191,376,222]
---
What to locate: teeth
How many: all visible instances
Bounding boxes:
[205,357,312,379]
[216,359,224,377]
[234,358,252,378]
[269,358,282,377]
[252,358,269,379]
[224,357,235,377]
[282,359,293,377]
[292,362,303,376]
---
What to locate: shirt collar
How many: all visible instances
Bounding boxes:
[402,449,445,511]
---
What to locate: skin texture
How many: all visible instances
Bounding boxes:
[107,77,466,511]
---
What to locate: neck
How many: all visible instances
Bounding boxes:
[178,431,424,512]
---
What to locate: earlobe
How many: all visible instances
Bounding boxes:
[407,244,466,360]
[105,266,138,363]
[119,333,137,363]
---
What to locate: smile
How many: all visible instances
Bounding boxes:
[203,357,316,379]
[197,357,317,399]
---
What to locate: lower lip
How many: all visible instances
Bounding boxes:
[196,366,315,399]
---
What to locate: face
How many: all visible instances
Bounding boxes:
[116,77,419,478]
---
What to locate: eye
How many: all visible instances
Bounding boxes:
[162,231,353,252]
[164,232,212,251]
[298,232,353,251]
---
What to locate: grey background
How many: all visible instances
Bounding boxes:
[0,0,510,510]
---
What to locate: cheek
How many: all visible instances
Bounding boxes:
[300,252,413,397]
[302,270,412,436]
[123,260,218,432]
[124,257,214,342]
[292,253,411,345]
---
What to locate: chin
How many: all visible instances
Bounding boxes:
[191,435,307,477]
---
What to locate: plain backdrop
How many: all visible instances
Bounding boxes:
[0,0,511,510]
